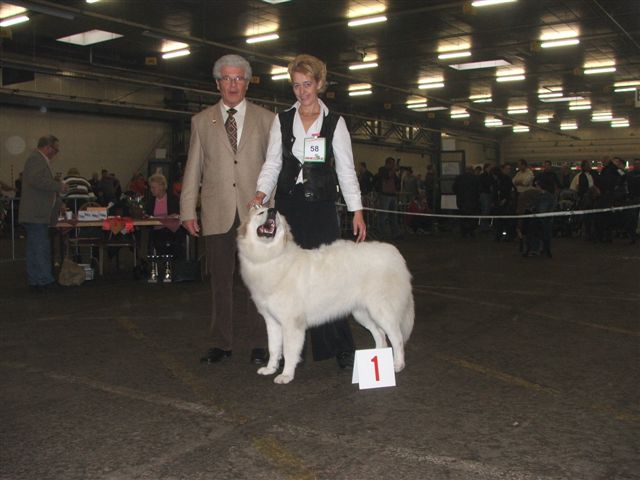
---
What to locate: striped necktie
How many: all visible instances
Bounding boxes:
[225,108,237,153]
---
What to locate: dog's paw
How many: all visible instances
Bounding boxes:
[394,361,405,373]
[257,366,277,376]
[273,373,293,384]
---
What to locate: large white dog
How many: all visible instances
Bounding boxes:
[237,207,414,384]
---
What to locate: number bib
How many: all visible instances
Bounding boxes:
[303,137,326,163]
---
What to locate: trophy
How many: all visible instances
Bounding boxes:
[148,250,158,283]
[163,255,173,283]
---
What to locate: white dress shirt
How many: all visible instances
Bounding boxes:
[257,99,363,211]
[221,99,247,143]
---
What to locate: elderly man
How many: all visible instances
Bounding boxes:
[180,54,275,365]
[18,135,67,292]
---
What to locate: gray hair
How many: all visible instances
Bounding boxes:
[37,135,59,148]
[212,54,252,80]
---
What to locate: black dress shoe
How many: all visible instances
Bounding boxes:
[336,351,355,369]
[200,348,232,364]
[250,348,268,365]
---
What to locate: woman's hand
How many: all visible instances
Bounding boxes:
[352,210,367,243]
[248,191,267,209]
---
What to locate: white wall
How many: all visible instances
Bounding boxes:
[501,126,640,166]
[351,143,432,177]
[0,106,170,187]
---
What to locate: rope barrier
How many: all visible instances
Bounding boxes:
[339,202,640,220]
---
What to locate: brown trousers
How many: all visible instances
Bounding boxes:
[205,214,265,351]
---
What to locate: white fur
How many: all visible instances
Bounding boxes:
[237,207,414,384]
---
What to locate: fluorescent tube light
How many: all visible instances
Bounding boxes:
[162,48,190,59]
[418,82,445,90]
[569,104,591,111]
[584,66,616,75]
[541,38,580,48]
[349,62,378,70]
[0,14,29,27]
[86,0,101,3]
[614,87,637,93]
[438,51,472,60]
[560,123,578,130]
[513,126,530,132]
[449,59,510,70]
[472,0,517,6]
[407,102,428,109]
[423,106,448,112]
[471,96,492,103]
[349,83,372,91]
[348,15,387,27]
[614,80,640,87]
[246,33,279,44]
[611,122,629,128]
[497,75,525,82]
[540,95,584,103]
[507,108,528,114]
[451,111,470,118]
[592,114,612,122]
[536,116,551,124]
[349,90,372,96]
[271,73,289,81]
[538,92,563,99]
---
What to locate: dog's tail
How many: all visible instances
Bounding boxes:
[400,295,415,343]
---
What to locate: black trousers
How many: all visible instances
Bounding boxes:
[276,184,355,361]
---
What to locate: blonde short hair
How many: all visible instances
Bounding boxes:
[288,54,327,93]
[148,173,167,190]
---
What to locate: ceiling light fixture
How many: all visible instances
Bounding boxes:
[507,107,528,114]
[162,48,190,59]
[246,33,279,44]
[472,0,517,7]
[57,29,123,46]
[451,110,470,118]
[418,82,445,90]
[560,122,578,130]
[470,94,492,103]
[536,115,551,124]
[423,106,449,112]
[513,126,530,132]
[497,74,525,82]
[349,90,372,96]
[538,92,563,98]
[592,112,613,121]
[569,103,591,111]
[349,83,372,91]
[584,66,616,75]
[349,62,378,70]
[86,0,101,3]
[438,51,472,60]
[541,38,580,48]
[0,14,29,27]
[348,15,387,27]
[449,59,510,70]
[407,102,428,109]
[540,95,584,103]
[614,80,640,87]
[271,73,289,81]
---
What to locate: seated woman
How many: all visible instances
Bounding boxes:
[145,173,182,258]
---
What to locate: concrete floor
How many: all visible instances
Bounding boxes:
[1,232,638,480]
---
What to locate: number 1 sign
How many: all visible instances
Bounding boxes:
[351,347,396,390]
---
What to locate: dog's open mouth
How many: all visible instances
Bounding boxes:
[257,208,277,238]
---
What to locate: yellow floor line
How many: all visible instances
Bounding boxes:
[116,317,316,476]
[415,287,640,337]
[435,354,561,395]
[253,435,316,480]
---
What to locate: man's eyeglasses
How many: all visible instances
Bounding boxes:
[219,76,247,84]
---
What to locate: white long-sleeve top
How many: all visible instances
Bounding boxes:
[256,99,363,211]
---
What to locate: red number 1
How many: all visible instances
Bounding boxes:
[371,355,380,381]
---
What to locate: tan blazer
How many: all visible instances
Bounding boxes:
[180,100,275,236]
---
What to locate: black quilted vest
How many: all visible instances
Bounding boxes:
[275,108,341,202]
